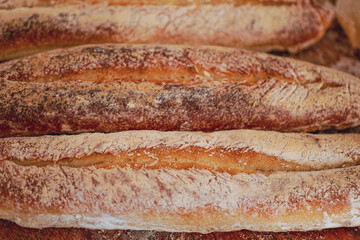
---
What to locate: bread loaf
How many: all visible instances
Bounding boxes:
[0,44,359,137]
[1,129,360,232]
[0,0,334,60]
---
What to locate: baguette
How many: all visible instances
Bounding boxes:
[0,0,334,60]
[1,129,360,232]
[0,44,359,137]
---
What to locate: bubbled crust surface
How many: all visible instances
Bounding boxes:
[0,44,359,137]
[0,0,334,60]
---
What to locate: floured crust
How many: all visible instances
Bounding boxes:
[1,160,360,232]
[0,0,334,60]
[1,129,358,232]
[0,130,359,172]
[0,44,359,136]
[0,0,333,9]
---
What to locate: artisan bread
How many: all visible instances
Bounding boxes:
[0,130,360,233]
[0,44,359,137]
[0,0,334,60]
[0,129,360,232]
[2,129,360,172]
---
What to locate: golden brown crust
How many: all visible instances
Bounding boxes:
[0,0,334,60]
[0,129,359,232]
[1,160,360,232]
[11,150,305,174]
[1,130,359,173]
[0,44,359,136]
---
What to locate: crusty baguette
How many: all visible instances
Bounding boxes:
[0,129,360,232]
[0,0,334,61]
[0,44,359,137]
[1,129,360,172]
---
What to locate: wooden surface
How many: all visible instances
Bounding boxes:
[1,21,360,240]
[2,219,360,240]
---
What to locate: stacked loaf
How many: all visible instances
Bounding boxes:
[1,43,360,232]
[0,0,334,60]
[1,0,360,234]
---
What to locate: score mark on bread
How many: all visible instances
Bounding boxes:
[0,44,359,137]
[0,130,360,232]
